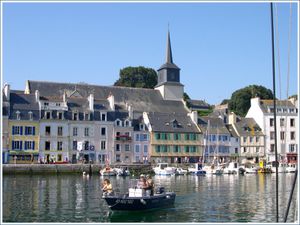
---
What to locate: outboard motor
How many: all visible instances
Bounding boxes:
[156,187,165,194]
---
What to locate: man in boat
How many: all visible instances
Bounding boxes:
[146,175,154,196]
[137,174,148,189]
[102,179,113,196]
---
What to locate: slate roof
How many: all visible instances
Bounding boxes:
[197,116,230,135]
[147,112,200,133]
[233,118,264,137]
[259,99,296,113]
[226,125,239,138]
[9,91,40,120]
[26,80,188,113]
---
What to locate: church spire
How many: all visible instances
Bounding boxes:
[166,30,173,64]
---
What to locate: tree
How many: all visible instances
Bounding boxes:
[220,99,229,105]
[228,85,273,116]
[289,94,298,100]
[114,66,157,88]
[183,92,191,101]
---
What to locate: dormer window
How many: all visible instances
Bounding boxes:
[16,111,21,120]
[101,112,106,121]
[57,112,63,120]
[28,111,33,120]
[140,124,144,130]
[44,102,49,106]
[84,112,90,121]
[116,119,122,127]
[73,112,78,121]
[125,120,130,127]
[45,111,51,119]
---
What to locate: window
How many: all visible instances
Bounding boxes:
[173,146,180,153]
[270,144,275,152]
[289,108,295,113]
[45,126,51,136]
[84,128,89,137]
[101,113,106,121]
[45,111,51,119]
[155,133,161,140]
[116,144,120,151]
[57,126,63,136]
[184,146,190,153]
[270,108,274,113]
[57,154,62,162]
[144,145,148,153]
[235,148,238,154]
[45,141,51,150]
[270,118,274,127]
[291,132,295,140]
[136,134,140,141]
[57,141,63,150]
[250,137,253,143]
[135,156,140,162]
[73,112,78,121]
[12,141,22,150]
[256,147,259,153]
[277,108,282,113]
[270,132,275,140]
[73,141,77,150]
[25,126,35,135]
[280,118,285,127]
[140,124,144,130]
[84,141,89,150]
[116,155,121,162]
[28,111,33,120]
[135,145,140,153]
[84,112,90,121]
[73,127,78,136]
[289,144,296,152]
[125,144,130,151]
[101,127,106,136]
[185,133,190,141]
[58,112,63,120]
[280,131,285,140]
[12,126,23,135]
[16,111,21,120]
[142,134,148,141]
[174,133,180,141]
[125,120,129,127]
[190,146,197,153]
[243,137,247,143]
[256,136,259,143]
[116,120,121,126]
[243,147,246,153]
[290,118,295,127]
[101,141,106,150]
[155,145,160,153]
[24,141,35,150]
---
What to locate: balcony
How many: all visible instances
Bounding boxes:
[115,135,132,142]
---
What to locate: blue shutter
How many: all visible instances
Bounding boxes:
[20,127,23,135]
[25,127,28,135]
[33,127,35,135]
[12,126,15,135]
[20,141,23,150]
[25,141,27,150]
[12,141,15,150]
[32,141,35,150]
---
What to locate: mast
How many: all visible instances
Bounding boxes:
[270,2,279,222]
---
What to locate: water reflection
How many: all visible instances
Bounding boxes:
[2,173,297,223]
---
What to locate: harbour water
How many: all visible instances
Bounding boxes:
[2,173,298,223]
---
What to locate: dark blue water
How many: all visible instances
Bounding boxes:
[2,173,298,222]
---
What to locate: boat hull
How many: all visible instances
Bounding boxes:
[103,192,176,210]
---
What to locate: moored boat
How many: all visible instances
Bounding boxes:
[102,187,176,210]
[100,167,117,176]
[175,167,188,175]
[153,163,176,175]
[223,162,239,175]
[188,163,206,175]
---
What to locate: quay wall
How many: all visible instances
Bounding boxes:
[2,164,154,175]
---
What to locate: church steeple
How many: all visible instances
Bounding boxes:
[166,30,173,64]
[155,29,184,101]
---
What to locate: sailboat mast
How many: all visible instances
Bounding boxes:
[270,2,279,222]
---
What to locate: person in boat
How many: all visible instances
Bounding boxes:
[146,174,154,196]
[137,174,148,189]
[102,179,113,195]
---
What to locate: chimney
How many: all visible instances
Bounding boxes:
[228,112,237,125]
[107,93,115,111]
[63,91,67,103]
[128,105,133,119]
[189,111,198,124]
[251,97,260,107]
[35,90,40,102]
[88,93,94,111]
[3,83,10,101]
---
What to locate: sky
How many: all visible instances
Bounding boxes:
[2,1,299,105]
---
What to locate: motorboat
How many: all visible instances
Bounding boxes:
[187,163,206,175]
[114,167,131,176]
[153,163,176,175]
[175,167,188,175]
[202,164,223,175]
[223,162,239,175]
[286,163,297,173]
[240,164,258,174]
[102,187,176,210]
[100,167,117,176]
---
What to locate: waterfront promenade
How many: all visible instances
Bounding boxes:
[2,163,153,175]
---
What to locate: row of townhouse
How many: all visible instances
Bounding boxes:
[2,31,298,165]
